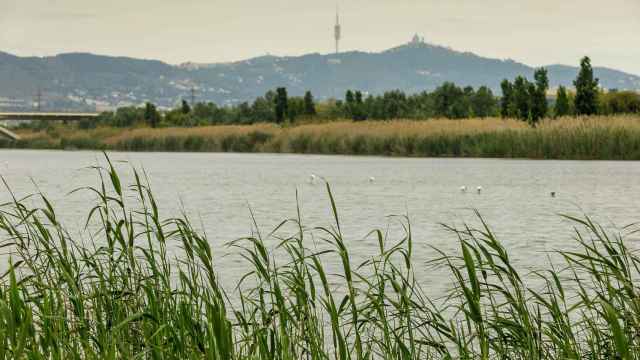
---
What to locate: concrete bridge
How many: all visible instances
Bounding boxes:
[0,127,20,141]
[0,112,99,121]
[0,112,99,141]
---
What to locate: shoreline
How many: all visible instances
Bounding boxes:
[4,147,640,163]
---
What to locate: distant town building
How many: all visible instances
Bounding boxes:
[410,33,425,46]
[0,97,28,111]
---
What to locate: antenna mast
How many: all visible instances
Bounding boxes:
[334,5,341,54]
[36,87,42,112]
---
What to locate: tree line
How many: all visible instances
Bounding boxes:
[500,57,606,126]
[89,56,639,129]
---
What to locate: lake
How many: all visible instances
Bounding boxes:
[2,149,640,295]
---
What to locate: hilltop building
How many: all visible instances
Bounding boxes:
[410,33,425,46]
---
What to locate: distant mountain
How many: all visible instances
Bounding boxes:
[1,41,639,111]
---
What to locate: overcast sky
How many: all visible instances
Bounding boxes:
[1,0,639,74]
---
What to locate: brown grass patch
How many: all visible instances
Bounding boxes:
[102,123,279,145]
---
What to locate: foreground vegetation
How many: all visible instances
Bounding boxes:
[5,115,640,159]
[1,157,639,358]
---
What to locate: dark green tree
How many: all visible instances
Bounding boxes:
[381,90,408,119]
[264,90,276,104]
[433,82,466,118]
[574,56,599,115]
[144,102,160,128]
[191,102,229,125]
[530,68,549,125]
[251,96,276,123]
[352,91,367,121]
[111,106,145,127]
[500,80,515,118]
[513,76,532,121]
[236,102,253,124]
[345,90,355,105]
[274,87,288,123]
[287,97,305,122]
[345,90,356,120]
[471,86,497,118]
[165,108,194,127]
[554,86,570,117]
[181,99,191,114]
[303,91,316,116]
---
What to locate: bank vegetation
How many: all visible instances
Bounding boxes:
[4,115,640,160]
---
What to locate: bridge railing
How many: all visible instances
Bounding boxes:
[0,112,100,121]
[0,126,20,141]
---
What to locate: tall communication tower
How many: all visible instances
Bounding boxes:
[36,87,42,112]
[334,6,341,54]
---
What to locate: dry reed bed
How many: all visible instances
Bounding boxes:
[103,118,530,145]
[102,123,279,145]
[103,115,640,143]
[6,115,640,159]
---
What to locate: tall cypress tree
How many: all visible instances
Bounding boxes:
[574,56,599,115]
[345,90,355,119]
[530,68,549,125]
[144,102,160,128]
[274,87,288,123]
[181,99,191,114]
[500,79,515,118]
[555,86,570,117]
[303,91,316,116]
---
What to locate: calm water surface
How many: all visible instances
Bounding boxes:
[2,149,639,295]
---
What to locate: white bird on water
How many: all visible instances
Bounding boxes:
[460,186,467,193]
[368,176,376,183]
[476,186,483,194]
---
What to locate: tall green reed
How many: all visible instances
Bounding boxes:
[0,154,639,358]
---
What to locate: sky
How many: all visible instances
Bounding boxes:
[1,0,639,75]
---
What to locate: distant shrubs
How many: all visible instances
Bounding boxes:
[599,90,640,115]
